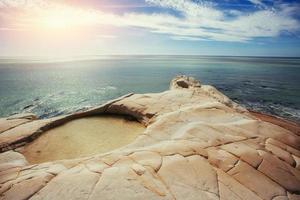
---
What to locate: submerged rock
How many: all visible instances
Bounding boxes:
[0,76,299,200]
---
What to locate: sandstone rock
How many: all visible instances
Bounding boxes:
[0,119,30,134]
[7,113,37,120]
[0,113,37,134]
[0,120,50,151]
[129,151,162,172]
[221,141,262,168]
[292,155,300,169]
[158,155,219,200]
[266,138,300,158]
[84,160,109,174]
[258,122,300,150]
[207,148,239,172]
[0,151,28,171]
[1,173,53,200]
[170,75,201,89]
[131,163,146,175]
[29,167,99,200]
[216,169,262,200]
[0,76,299,200]
[0,167,20,185]
[88,166,172,200]
[257,151,300,193]
[265,142,295,166]
[227,160,286,200]
[288,193,300,200]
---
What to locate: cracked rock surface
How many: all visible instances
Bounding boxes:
[0,75,300,200]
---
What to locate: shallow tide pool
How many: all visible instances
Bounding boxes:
[22,115,144,164]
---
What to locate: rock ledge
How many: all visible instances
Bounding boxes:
[0,76,300,200]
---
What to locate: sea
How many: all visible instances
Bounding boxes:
[0,55,299,123]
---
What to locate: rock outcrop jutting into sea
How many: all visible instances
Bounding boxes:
[0,76,300,200]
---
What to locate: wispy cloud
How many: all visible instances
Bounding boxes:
[248,0,265,6]
[0,0,299,42]
[140,0,299,42]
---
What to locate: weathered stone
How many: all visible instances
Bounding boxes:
[208,148,239,172]
[288,192,300,200]
[0,118,30,134]
[257,151,300,193]
[0,151,28,171]
[266,138,300,158]
[0,120,50,151]
[1,173,53,200]
[0,76,299,200]
[258,122,300,150]
[265,142,295,166]
[292,155,300,169]
[29,167,99,200]
[131,163,146,175]
[216,168,262,200]
[7,113,37,120]
[84,160,109,174]
[227,160,286,200]
[89,166,173,200]
[221,142,262,168]
[129,151,162,171]
[158,154,219,200]
[0,167,20,185]
[170,75,201,89]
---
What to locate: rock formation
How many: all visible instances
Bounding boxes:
[0,75,299,200]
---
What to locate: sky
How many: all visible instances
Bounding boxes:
[0,0,300,57]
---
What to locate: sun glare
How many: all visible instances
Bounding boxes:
[43,15,71,29]
[31,5,99,30]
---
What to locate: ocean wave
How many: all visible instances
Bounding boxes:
[241,101,300,123]
[106,86,117,90]
[19,87,118,119]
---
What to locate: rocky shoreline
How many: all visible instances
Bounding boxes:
[0,76,300,200]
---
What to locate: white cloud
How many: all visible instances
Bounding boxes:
[117,0,299,42]
[0,0,299,42]
[0,0,48,8]
[171,36,207,41]
[140,0,300,42]
[248,0,264,5]
[247,0,268,9]
[145,0,223,19]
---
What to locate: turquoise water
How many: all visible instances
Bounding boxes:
[0,56,299,122]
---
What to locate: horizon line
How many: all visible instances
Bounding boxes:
[1,54,300,59]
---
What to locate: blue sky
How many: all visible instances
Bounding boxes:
[0,0,300,57]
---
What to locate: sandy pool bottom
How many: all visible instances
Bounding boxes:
[22,115,144,164]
